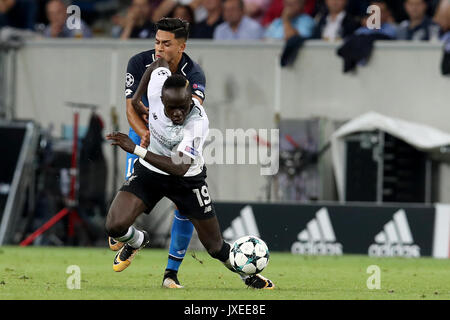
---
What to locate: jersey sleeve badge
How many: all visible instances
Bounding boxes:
[126,73,135,87]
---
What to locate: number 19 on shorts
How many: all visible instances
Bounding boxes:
[193,186,211,207]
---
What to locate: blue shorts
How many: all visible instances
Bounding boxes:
[125,127,141,180]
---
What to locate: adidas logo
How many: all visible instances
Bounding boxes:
[223,205,260,242]
[368,209,420,258]
[291,208,343,256]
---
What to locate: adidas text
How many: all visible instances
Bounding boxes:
[291,241,343,255]
[368,244,420,258]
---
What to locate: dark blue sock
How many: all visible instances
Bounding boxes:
[166,209,194,272]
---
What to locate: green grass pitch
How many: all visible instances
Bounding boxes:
[0,246,449,300]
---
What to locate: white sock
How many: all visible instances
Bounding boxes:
[115,226,144,249]
[128,230,144,249]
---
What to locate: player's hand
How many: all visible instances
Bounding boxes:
[132,100,149,120]
[140,130,150,148]
[106,132,136,154]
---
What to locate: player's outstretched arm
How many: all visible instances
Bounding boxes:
[131,58,170,115]
[106,131,191,176]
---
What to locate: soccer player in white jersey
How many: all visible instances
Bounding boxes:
[105,57,275,289]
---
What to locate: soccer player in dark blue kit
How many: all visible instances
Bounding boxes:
[109,18,206,288]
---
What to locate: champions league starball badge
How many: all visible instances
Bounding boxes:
[126,73,134,87]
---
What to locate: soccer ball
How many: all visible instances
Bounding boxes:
[229,236,270,275]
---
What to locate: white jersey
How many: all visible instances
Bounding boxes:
[138,67,209,177]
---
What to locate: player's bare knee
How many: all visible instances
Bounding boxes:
[105,216,129,238]
[105,223,124,238]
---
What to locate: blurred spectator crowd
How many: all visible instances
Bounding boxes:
[0,0,449,42]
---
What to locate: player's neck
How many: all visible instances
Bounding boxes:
[169,54,183,73]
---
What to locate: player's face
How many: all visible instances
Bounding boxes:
[162,88,192,125]
[155,31,186,65]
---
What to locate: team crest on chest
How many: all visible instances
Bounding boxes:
[168,126,183,139]
[166,126,184,148]
[167,125,182,135]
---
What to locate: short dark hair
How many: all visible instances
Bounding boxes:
[162,74,192,96]
[156,17,190,40]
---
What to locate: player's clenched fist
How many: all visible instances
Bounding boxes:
[106,132,136,154]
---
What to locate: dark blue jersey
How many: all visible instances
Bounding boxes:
[125,49,206,107]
